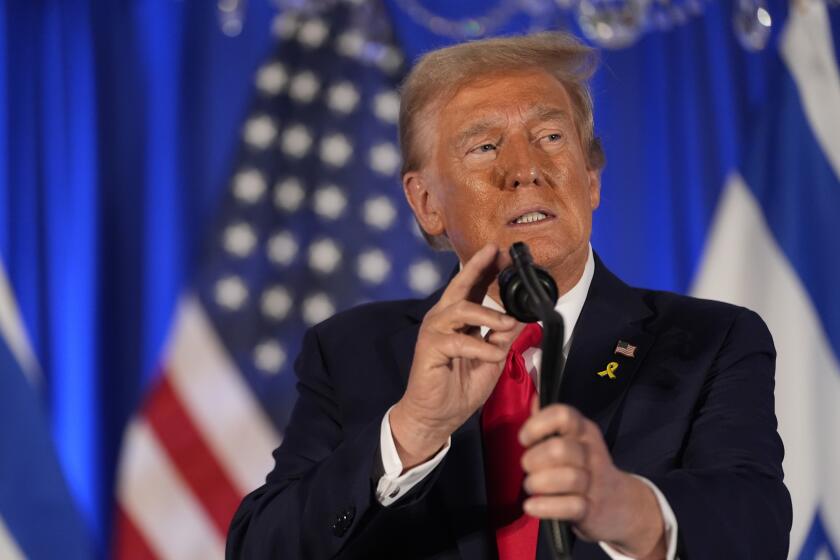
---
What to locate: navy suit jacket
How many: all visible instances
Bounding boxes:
[227,255,792,559]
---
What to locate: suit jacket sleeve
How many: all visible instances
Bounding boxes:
[646,308,792,558]
[226,326,439,559]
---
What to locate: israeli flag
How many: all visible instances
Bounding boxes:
[0,260,93,559]
[692,2,840,557]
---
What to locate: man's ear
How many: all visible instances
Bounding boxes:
[587,168,601,210]
[403,171,446,237]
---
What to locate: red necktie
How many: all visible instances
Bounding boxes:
[481,323,542,560]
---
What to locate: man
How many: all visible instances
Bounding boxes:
[227,33,792,559]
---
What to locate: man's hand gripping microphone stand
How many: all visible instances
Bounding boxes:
[499,241,572,560]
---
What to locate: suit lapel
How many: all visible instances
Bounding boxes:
[388,322,421,391]
[387,285,443,386]
[560,256,655,448]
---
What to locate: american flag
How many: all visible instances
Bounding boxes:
[113,2,454,557]
[614,340,637,358]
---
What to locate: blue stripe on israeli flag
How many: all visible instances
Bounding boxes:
[0,262,94,560]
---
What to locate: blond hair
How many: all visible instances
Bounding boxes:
[399,32,605,177]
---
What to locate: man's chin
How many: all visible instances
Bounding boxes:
[499,235,569,264]
[510,237,587,281]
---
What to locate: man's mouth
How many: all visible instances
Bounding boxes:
[509,210,554,225]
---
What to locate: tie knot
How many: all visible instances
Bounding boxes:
[511,323,542,355]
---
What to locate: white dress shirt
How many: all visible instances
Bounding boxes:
[375,245,678,559]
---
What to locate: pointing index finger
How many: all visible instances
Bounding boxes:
[439,244,500,306]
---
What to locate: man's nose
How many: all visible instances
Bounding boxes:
[502,138,543,189]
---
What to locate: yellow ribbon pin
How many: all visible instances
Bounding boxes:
[597,361,619,380]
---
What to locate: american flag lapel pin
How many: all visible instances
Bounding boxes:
[614,340,637,358]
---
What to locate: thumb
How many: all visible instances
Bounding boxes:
[486,321,525,352]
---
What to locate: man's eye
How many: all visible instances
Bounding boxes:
[545,133,562,142]
[474,143,496,153]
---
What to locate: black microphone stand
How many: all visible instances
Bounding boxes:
[500,242,573,560]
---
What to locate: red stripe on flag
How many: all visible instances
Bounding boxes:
[143,371,243,536]
[114,506,158,560]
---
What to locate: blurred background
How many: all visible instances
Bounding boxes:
[0,0,838,558]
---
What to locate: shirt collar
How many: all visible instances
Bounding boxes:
[479,244,595,347]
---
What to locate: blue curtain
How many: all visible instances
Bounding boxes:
[0,0,275,550]
[1,0,837,556]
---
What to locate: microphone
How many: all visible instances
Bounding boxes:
[498,242,573,560]
[499,242,559,323]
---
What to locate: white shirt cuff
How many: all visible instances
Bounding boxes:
[375,406,451,507]
[598,475,678,560]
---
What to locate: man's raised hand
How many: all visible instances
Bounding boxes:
[390,244,520,470]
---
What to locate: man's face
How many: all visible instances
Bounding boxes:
[404,69,601,292]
